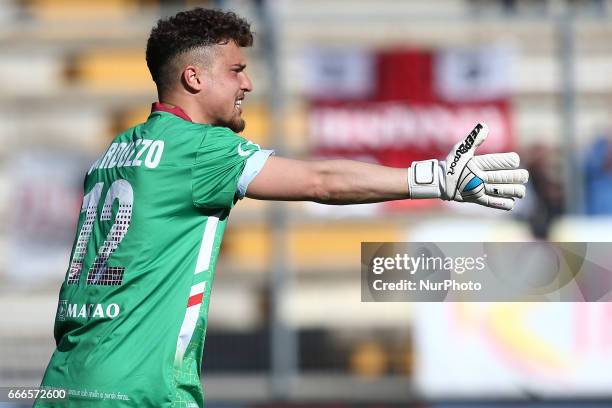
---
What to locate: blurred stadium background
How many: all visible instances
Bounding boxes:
[1,0,612,407]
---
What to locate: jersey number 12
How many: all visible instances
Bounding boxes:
[67,179,133,286]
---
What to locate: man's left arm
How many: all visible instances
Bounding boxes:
[245,123,529,210]
[246,157,410,204]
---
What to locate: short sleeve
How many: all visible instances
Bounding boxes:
[236,149,275,199]
[192,127,262,210]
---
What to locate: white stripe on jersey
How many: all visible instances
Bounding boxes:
[175,305,202,365]
[190,282,206,297]
[174,212,221,366]
[194,215,220,274]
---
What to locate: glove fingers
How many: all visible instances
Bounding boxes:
[473,152,520,170]
[447,123,489,163]
[485,183,526,199]
[484,169,529,184]
[476,194,515,211]
[444,123,527,212]
[472,122,489,149]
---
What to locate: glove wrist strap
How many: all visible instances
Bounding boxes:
[408,159,442,199]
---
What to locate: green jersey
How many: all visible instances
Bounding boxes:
[37,104,272,407]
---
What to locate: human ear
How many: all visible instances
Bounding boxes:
[182,65,203,93]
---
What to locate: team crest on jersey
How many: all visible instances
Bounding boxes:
[237,140,260,157]
[57,300,68,321]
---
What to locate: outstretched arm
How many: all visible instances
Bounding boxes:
[246,123,529,210]
[246,157,410,204]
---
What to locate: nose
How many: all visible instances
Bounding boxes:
[240,71,253,92]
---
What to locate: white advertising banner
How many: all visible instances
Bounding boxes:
[302,47,375,99]
[4,150,93,286]
[435,44,515,102]
[414,303,612,397]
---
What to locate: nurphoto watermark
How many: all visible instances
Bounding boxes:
[361,242,612,302]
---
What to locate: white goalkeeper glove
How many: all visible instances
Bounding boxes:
[407,123,529,210]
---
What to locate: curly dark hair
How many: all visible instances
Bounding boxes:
[146,8,253,94]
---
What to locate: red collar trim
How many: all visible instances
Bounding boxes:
[151,102,192,122]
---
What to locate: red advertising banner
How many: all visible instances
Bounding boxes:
[309,100,513,211]
[310,100,512,161]
[307,47,514,212]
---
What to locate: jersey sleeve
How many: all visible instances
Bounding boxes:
[236,149,275,199]
[192,126,269,209]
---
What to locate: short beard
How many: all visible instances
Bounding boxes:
[216,117,246,133]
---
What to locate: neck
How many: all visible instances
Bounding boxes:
[158,93,212,125]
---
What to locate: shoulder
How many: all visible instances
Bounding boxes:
[200,126,250,150]
[202,125,245,140]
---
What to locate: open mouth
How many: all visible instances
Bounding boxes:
[234,99,243,112]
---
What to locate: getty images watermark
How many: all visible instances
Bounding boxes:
[361,242,612,302]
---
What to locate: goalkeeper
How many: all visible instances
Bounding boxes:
[37,7,528,408]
